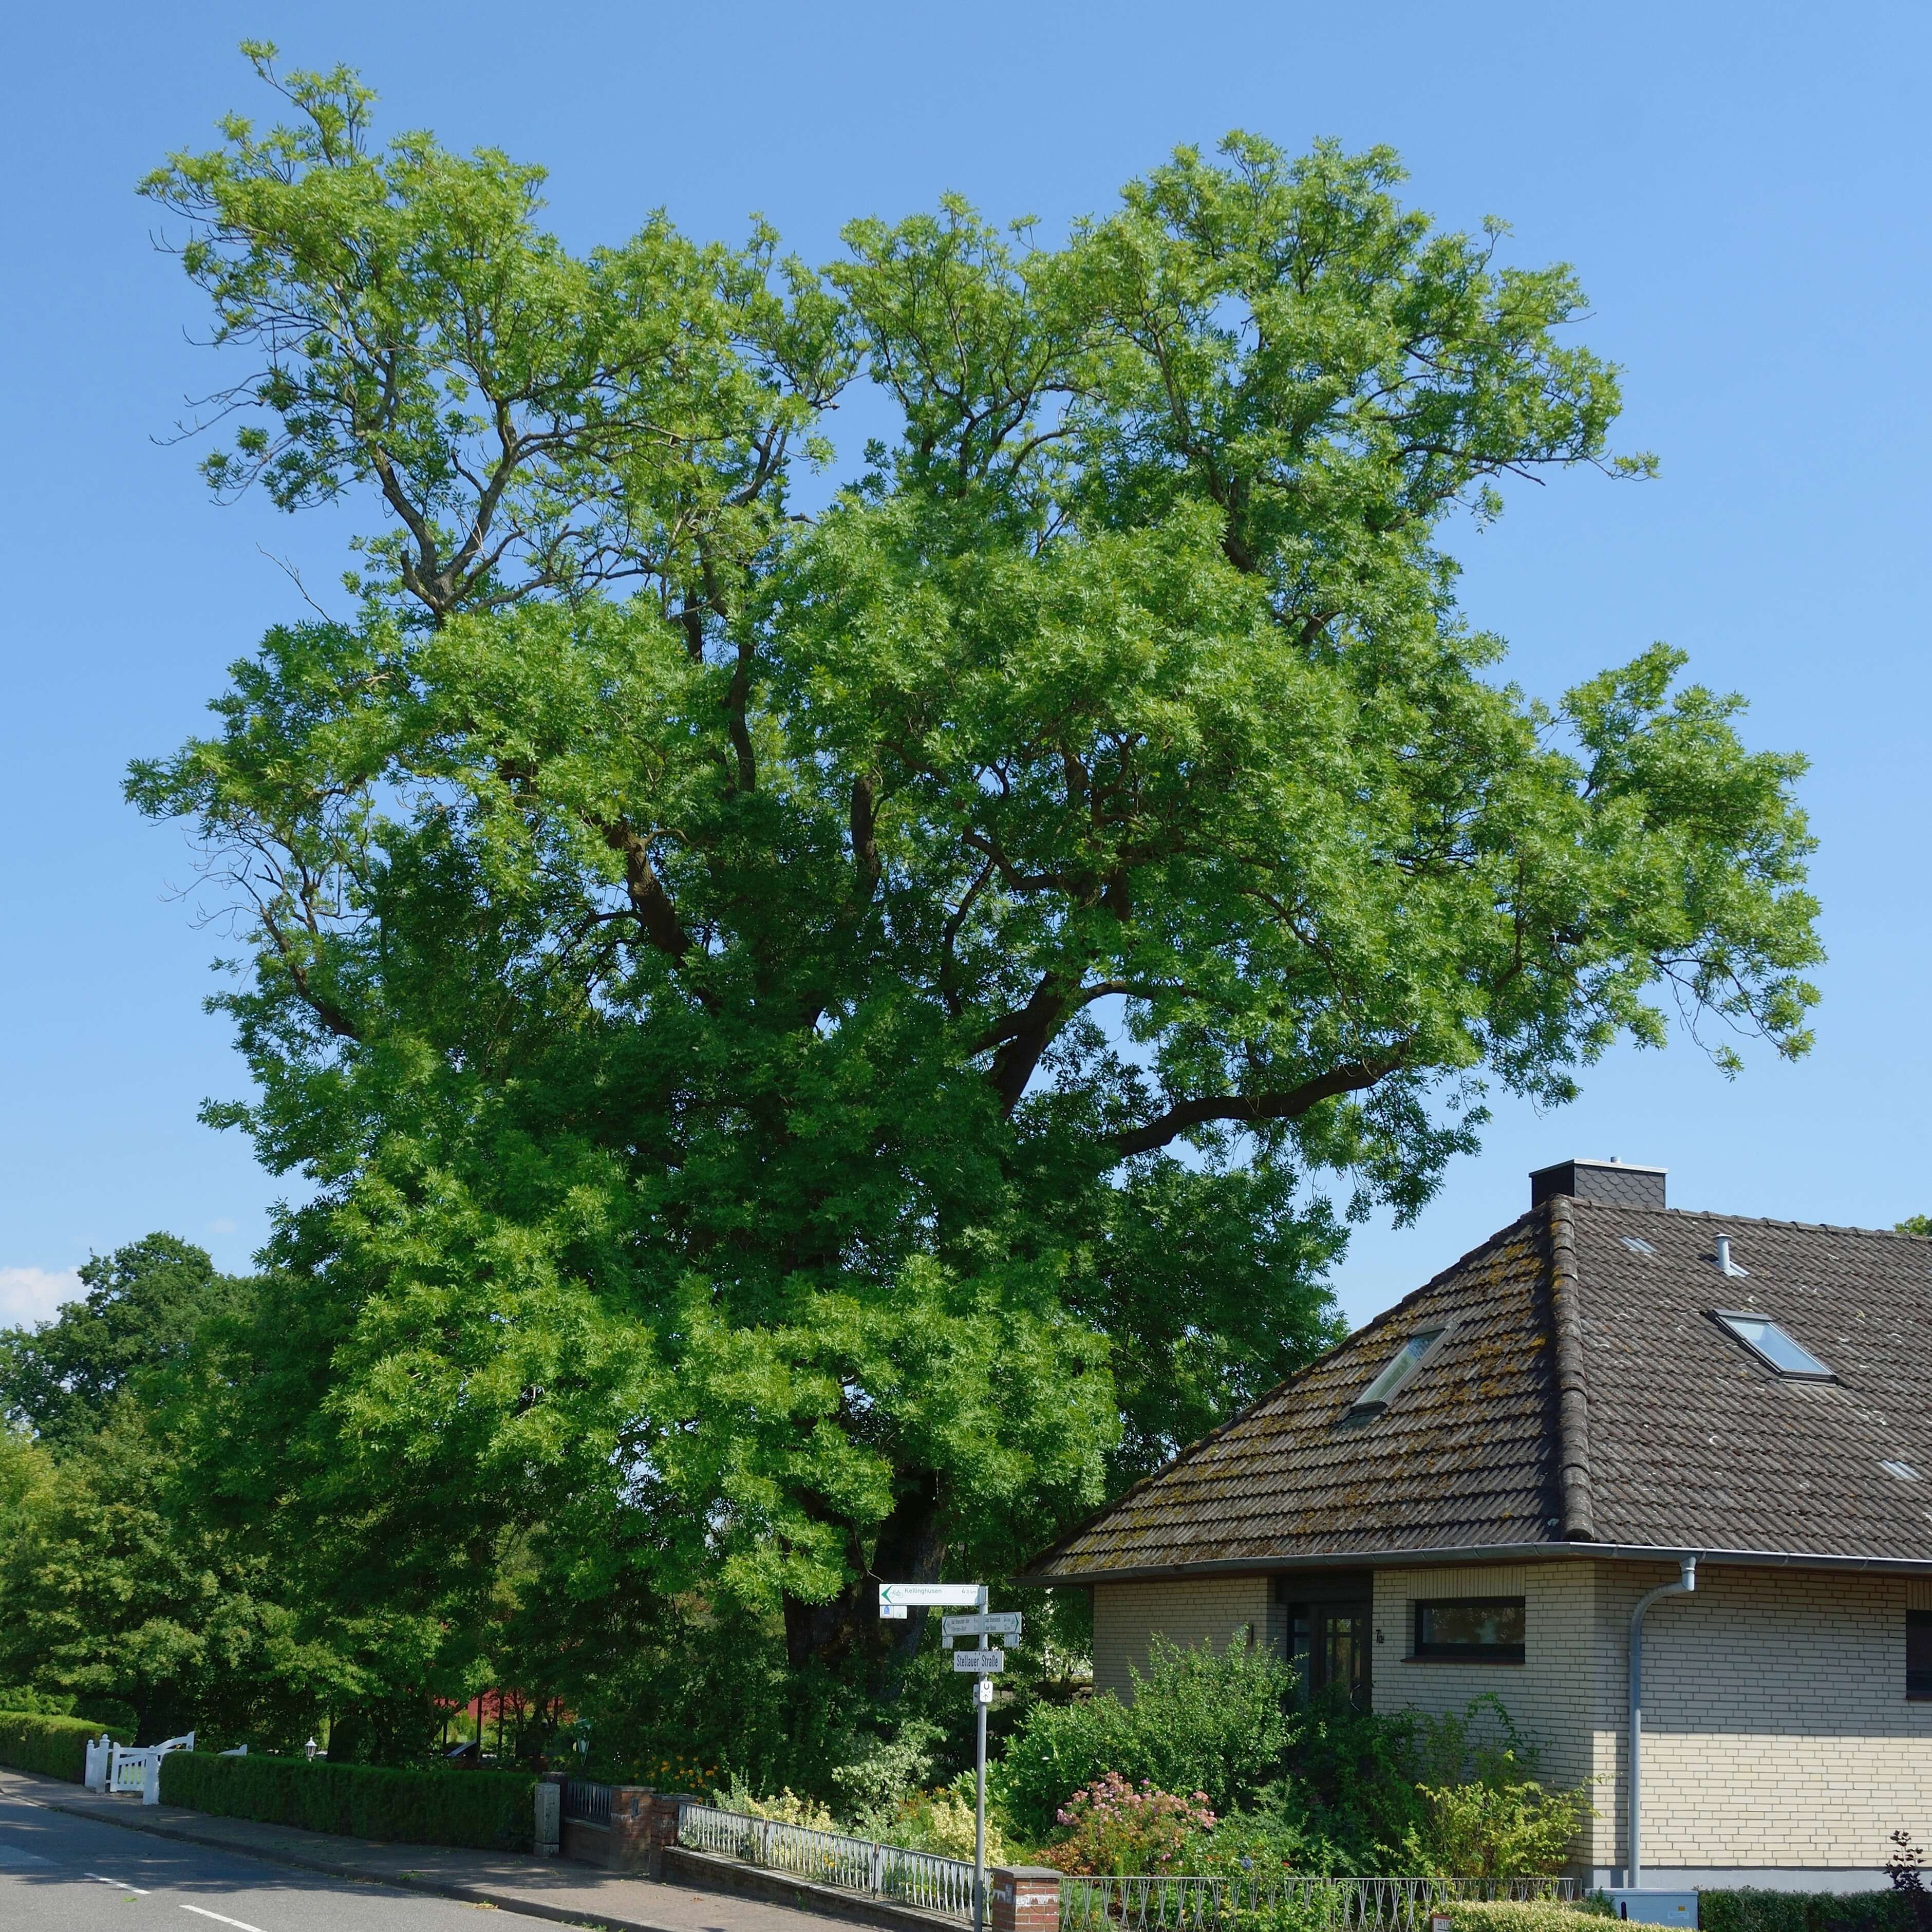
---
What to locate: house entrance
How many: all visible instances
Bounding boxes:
[1274,1572,1373,1710]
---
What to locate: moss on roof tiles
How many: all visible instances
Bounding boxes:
[1025,1196,1932,1580]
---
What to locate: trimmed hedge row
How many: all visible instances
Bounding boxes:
[1700,1895,1910,1932]
[1443,1902,1907,1932]
[0,1711,117,1783]
[1434,1905,1611,1932]
[158,1751,536,1852]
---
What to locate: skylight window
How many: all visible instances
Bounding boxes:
[1883,1460,1919,1483]
[1352,1327,1449,1412]
[1621,1236,1657,1256]
[1713,1310,1833,1380]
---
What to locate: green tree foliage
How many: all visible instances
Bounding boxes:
[126,47,1821,1728]
[0,1234,244,1447]
[0,1237,341,1745]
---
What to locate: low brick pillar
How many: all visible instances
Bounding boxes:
[608,1786,654,1872]
[643,1791,699,1879]
[991,1865,1062,1932]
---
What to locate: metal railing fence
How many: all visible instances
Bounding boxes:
[562,1779,613,1827]
[1061,1874,1577,1932]
[678,1802,978,1920]
[675,1803,1574,1929]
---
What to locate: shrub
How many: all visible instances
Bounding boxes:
[875,1774,1008,1863]
[1699,1892,1907,1932]
[1047,1773,1216,1875]
[159,1752,534,1852]
[709,1775,836,1829]
[998,1636,1292,1840]
[1432,1904,1612,1932]
[1399,1776,1591,1878]
[0,1711,121,1783]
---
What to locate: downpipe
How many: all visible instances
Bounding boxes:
[1628,1556,1697,1888]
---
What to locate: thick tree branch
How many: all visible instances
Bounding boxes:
[259,909,362,1041]
[602,821,692,961]
[850,774,880,905]
[1111,1057,1400,1159]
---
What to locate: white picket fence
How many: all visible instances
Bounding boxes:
[85,1731,195,1806]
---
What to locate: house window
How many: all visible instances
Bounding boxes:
[1711,1310,1833,1380]
[1412,1597,1526,1663]
[1351,1327,1450,1413]
[1909,1611,1932,1701]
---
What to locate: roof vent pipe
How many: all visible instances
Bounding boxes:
[1628,1556,1697,1887]
[1715,1236,1746,1278]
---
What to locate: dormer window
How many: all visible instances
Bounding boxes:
[1351,1327,1449,1413]
[1712,1309,1832,1380]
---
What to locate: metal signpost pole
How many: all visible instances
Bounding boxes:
[974,1583,988,1932]
[879,1582,1018,1932]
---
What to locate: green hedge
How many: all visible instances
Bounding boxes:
[159,1752,535,1852]
[0,1711,119,1783]
[1434,1904,1611,1932]
[1699,1893,1909,1932]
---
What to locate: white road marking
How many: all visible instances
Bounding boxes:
[180,1907,267,1932]
[87,1871,152,1893]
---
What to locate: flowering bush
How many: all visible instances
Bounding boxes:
[876,1774,1009,1863]
[711,1775,836,1830]
[1049,1772,1216,1875]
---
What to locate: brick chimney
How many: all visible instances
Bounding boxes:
[1529,1157,1666,1211]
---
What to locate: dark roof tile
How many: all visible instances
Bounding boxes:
[1025,1196,1932,1580]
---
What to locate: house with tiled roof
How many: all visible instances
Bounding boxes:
[1023,1159,1932,1893]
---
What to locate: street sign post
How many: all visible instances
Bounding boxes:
[940,1612,1022,1643]
[880,1584,984,1623]
[950,1647,1006,1672]
[883,1583,997,1932]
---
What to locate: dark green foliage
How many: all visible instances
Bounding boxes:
[87,47,1823,1730]
[0,1235,247,1447]
[1698,1892,1906,1932]
[0,1710,121,1783]
[998,1636,1295,1840]
[159,1752,535,1852]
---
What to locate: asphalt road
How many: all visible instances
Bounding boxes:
[0,1787,555,1931]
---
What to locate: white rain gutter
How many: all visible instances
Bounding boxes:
[1627,1555,1697,1886]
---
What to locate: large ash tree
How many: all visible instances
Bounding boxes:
[134,49,1820,1699]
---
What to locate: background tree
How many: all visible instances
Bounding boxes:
[127,48,1821,1748]
[0,1235,339,1745]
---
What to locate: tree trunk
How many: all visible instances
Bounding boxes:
[780,1470,947,1685]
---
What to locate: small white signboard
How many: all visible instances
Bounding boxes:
[880,1582,984,1609]
[951,1647,1006,1673]
[941,1611,1022,1639]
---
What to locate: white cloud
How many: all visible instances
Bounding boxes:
[0,1267,84,1329]
[207,1218,238,1236]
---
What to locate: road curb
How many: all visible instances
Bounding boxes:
[32,1794,678,1932]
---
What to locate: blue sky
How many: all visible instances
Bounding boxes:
[3,1,1927,1330]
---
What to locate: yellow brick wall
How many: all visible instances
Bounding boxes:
[1090,1575,1271,1698]
[1374,1561,1597,1793]
[1584,1561,1932,1873]
[1092,1559,1932,1874]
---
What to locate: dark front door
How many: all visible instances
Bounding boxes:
[1276,1573,1374,1710]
